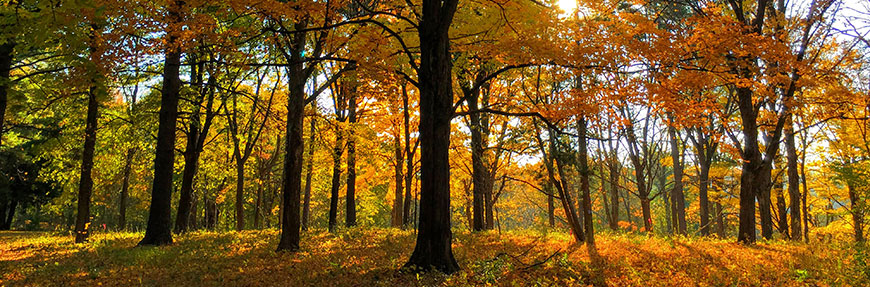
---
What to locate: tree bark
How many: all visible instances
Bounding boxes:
[276,21,308,252]
[577,117,594,244]
[775,170,788,236]
[402,85,414,228]
[467,81,487,232]
[0,42,13,148]
[328,130,344,232]
[2,200,16,230]
[119,148,134,230]
[626,126,652,233]
[849,182,865,242]
[302,113,316,231]
[737,86,761,244]
[139,1,183,246]
[403,0,460,272]
[609,146,620,231]
[785,121,801,240]
[801,150,810,242]
[74,72,101,243]
[345,83,357,227]
[715,201,726,237]
[667,123,687,235]
[392,135,404,227]
[547,182,555,227]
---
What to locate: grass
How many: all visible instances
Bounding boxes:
[1,228,866,286]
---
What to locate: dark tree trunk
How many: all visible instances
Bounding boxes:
[775,171,788,236]
[785,122,802,240]
[695,141,712,236]
[328,131,344,232]
[139,1,183,246]
[254,185,262,229]
[625,125,652,233]
[0,201,7,230]
[715,201,726,237]
[547,182,555,227]
[402,86,413,228]
[0,42,13,148]
[577,117,594,244]
[345,85,357,227]
[276,21,308,252]
[403,0,460,272]
[118,148,135,230]
[302,110,315,231]
[801,151,810,242]
[74,75,101,243]
[737,86,761,244]
[849,183,865,242]
[174,53,213,234]
[189,193,197,230]
[2,200,16,229]
[392,136,404,227]
[667,124,687,235]
[175,114,200,234]
[609,149,620,231]
[467,82,486,232]
[235,160,245,231]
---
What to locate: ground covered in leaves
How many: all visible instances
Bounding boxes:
[1,228,867,286]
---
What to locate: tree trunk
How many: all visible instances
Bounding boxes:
[235,159,246,231]
[801,152,810,242]
[577,117,594,244]
[402,85,413,228]
[785,122,802,240]
[392,136,404,227]
[118,148,134,230]
[403,0,460,272]
[698,153,711,236]
[139,1,183,246]
[2,200,16,229]
[0,42,13,148]
[345,86,357,227]
[328,130,344,232]
[468,84,486,232]
[254,185,262,229]
[547,182,555,227]
[715,201,726,237]
[175,108,201,234]
[775,171,788,236]
[609,150,620,231]
[737,86,760,244]
[74,75,101,243]
[301,111,315,231]
[849,183,865,242]
[667,124,687,235]
[276,21,308,252]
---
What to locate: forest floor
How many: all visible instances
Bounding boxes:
[0,228,866,286]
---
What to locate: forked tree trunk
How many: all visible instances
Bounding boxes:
[667,123,687,235]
